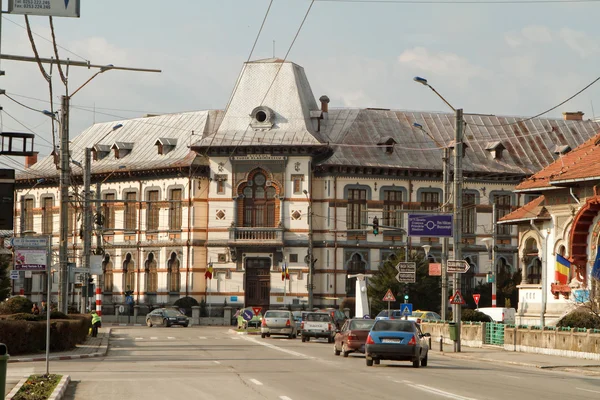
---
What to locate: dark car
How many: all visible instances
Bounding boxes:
[319,308,347,329]
[334,318,375,357]
[365,319,430,368]
[146,308,189,327]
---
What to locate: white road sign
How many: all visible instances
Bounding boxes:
[396,262,416,283]
[10,270,19,280]
[8,0,81,18]
[447,260,471,274]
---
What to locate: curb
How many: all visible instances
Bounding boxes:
[8,328,111,364]
[109,323,144,326]
[228,328,261,335]
[5,375,71,400]
[440,352,540,368]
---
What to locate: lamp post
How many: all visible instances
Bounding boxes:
[482,207,497,308]
[414,76,464,352]
[303,189,314,309]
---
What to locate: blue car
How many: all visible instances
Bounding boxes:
[365,319,430,368]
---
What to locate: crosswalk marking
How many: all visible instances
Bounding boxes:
[167,337,175,340]
[198,336,207,339]
[150,337,158,340]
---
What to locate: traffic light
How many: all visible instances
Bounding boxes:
[372,216,379,236]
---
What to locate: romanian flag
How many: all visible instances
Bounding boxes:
[282,263,290,281]
[555,254,570,284]
[205,264,213,280]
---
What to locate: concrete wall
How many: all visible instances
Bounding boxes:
[504,326,600,360]
[421,322,485,348]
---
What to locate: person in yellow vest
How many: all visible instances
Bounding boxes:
[91,310,102,337]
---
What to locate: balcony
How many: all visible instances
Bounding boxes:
[228,227,284,246]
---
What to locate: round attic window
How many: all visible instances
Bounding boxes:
[255,110,267,123]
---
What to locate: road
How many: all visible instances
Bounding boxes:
[6,326,600,400]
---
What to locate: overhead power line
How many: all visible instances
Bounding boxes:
[310,0,600,4]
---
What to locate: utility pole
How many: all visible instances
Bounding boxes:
[441,147,450,321]
[452,109,464,352]
[307,199,314,310]
[80,148,92,313]
[58,94,70,314]
[491,203,497,308]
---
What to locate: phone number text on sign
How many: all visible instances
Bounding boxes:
[14,0,51,10]
[14,249,47,270]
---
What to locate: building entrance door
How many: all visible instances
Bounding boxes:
[245,258,271,309]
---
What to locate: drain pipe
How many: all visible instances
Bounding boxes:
[529,220,547,327]
[569,188,581,204]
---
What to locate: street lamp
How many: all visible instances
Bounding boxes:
[414,75,464,352]
[422,245,431,258]
[481,236,497,308]
[303,189,314,309]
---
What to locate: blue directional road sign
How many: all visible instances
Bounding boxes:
[242,309,254,321]
[408,214,453,237]
[400,303,413,317]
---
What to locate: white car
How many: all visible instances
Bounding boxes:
[261,310,297,339]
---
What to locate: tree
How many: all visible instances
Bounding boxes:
[368,248,441,318]
[0,254,10,302]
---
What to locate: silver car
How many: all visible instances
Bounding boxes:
[261,310,298,339]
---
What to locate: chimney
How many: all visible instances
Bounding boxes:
[563,111,584,121]
[319,95,330,113]
[25,153,38,168]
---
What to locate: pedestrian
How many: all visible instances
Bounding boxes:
[31,304,40,315]
[41,301,47,314]
[91,310,102,337]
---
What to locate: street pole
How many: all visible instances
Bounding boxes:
[80,148,92,313]
[452,109,464,352]
[441,147,450,321]
[45,235,52,375]
[307,199,314,310]
[58,94,70,314]
[491,203,497,308]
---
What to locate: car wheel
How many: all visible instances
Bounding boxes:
[366,358,374,367]
[261,333,266,339]
[146,319,153,327]
[267,334,271,338]
[183,322,189,328]
[293,332,297,339]
[421,353,428,367]
[328,336,334,344]
[334,344,341,356]
[374,359,380,365]
[164,319,171,327]
[302,336,306,342]
[412,358,421,368]
[342,344,349,358]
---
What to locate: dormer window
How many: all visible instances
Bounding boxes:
[111,142,134,159]
[377,137,397,154]
[553,145,571,155]
[250,106,274,129]
[155,138,178,155]
[92,144,111,161]
[486,141,505,160]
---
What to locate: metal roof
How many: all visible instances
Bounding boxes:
[18,111,212,181]
[318,109,600,177]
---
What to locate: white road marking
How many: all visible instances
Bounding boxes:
[231,337,241,340]
[167,337,175,340]
[198,336,207,339]
[577,387,600,394]
[135,337,143,340]
[150,337,158,340]
[249,379,263,386]
[243,336,312,359]
[499,374,522,380]
[279,396,293,400]
[213,361,221,364]
[407,383,479,400]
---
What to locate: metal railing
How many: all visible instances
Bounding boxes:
[229,227,284,242]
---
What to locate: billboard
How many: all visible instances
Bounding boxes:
[14,249,47,271]
[8,0,81,18]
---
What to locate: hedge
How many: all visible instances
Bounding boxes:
[0,314,91,355]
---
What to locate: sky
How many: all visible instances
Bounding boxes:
[2,0,600,167]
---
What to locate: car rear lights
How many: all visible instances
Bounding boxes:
[301,322,304,330]
[328,323,332,331]
[408,335,417,346]
[366,334,374,345]
[286,319,291,327]
[416,318,422,324]
[348,334,358,341]
[261,318,267,327]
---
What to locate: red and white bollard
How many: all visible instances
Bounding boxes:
[95,287,102,316]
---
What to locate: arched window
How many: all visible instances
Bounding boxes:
[145,253,158,293]
[103,254,113,293]
[241,171,277,227]
[168,252,180,292]
[123,253,135,293]
[346,253,366,297]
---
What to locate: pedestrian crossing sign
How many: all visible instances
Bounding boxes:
[382,289,396,302]
[450,290,466,305]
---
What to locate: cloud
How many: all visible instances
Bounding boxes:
[505,25,552,48]
[397,47,490,88]
[558,28,599,58]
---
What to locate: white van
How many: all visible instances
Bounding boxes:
[477,307,516,324]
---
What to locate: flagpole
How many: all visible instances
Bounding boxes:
[208,260,212,317]
[283,261,287,306]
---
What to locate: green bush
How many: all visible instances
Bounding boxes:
[5,313,41,321]
[461,309,493,322]
[340,297,356,317]
[50,311,68,319]
[0,297,34,315]
[557,311,600,329]
[174,296,199,317]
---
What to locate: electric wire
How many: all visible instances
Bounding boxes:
[312,0,600,3]
[1,109,55,147]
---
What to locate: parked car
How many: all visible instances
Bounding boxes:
[408,310,442,323]
[146,308,189,327]
[375,309,403,320]
[319,308,347,329]
[334,318,376,357]
[261,310,297,339]
[365,319,430,368]
[301,312,336,342]
[477,307,516,324]
[239,307,263,328]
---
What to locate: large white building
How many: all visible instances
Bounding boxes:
[13,59,600,316]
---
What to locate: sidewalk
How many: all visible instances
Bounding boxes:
[435,343,600,375]
[7,328,111,363]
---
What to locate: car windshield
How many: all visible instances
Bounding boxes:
[376,310,389,318]
[265,311,289,318]
[305,313,330,322]
[164,309,184,317]
[373,320,414,332]
[349,320,375,330]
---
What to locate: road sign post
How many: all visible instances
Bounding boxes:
[473,294,481,309]
[408,214,453,237]
[447,260,470,274]
[382,289,396,319]
[400,303,413,320]
[395,262,416,283]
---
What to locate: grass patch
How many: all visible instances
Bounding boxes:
[13,374,62,400]
[236,327,260,333]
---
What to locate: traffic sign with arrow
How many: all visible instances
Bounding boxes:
[395,262,416,283]
[447,260,471,274]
